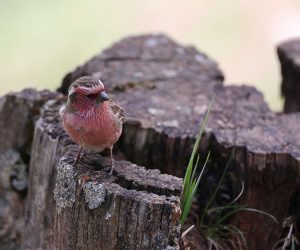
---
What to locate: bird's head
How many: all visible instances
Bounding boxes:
[67,76,110,111]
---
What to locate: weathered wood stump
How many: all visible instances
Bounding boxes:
[1,34,300,250]
[21,99,182,250]
[278,38,300,113]
[61,34,300,250]
[0,89,57,250]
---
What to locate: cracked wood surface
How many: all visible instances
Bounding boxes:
[21,99,182,250]
[60,34,300,250]
[0,89,57,250]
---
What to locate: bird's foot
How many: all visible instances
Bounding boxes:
[73,148,84,167]
[72,159,79,167]
[109,146,114,175]
[109,165,114,175]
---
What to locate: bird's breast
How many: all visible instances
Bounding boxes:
[61,104,122,151]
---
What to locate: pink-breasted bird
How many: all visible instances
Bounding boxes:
[60,76,125,174]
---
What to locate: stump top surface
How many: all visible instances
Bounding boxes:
[41,99,182,198]
[59,34,300,160]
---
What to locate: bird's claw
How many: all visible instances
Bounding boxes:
[109,166,114,175]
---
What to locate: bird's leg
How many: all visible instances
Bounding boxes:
[109,146,114,175]
[73,147,83,166]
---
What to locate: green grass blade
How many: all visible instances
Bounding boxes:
[223,225,248,250]
[181,185,196,224]
[182,98,212,203]
[215,207,245,225]
[182,160,194,204]
[200,150,235,225]
[227,182,244,206]
[237,208,278,224]
[187,96,214,169]
[181,151,210,225]
[215,207,278,225]
[190,154,200,184]
[291,236,296,250]
[180,97,214,225]
[207,204,247,214]
[192,151,211,196]
[231,225,247,250]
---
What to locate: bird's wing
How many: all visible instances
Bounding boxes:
[109,100,126,123]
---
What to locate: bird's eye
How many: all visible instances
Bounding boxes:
[86,94,95,99]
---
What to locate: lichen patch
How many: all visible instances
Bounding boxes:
[53,158,76,214]
[83,182,106,209]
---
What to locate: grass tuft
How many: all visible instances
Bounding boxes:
[180,97,214,225]
[180,97,279,250]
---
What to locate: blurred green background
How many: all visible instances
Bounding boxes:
[1,0,300,111]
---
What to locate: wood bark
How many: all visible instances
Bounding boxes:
[277,38,300,113]
[0,89,57,250]
[21,99,182,250]
[61,34,300,250]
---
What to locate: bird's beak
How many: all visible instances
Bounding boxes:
[97,91,110,102]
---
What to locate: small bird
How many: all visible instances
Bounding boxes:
[60,76,125,174]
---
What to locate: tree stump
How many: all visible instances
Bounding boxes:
[1,34,300,250]
[21,99,182,250]
[0,89,57,250]
[278,38,300,113]
[60,34,300,250]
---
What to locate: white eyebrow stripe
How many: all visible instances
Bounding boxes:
[80,85,103,92]
[79,86,93,92]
